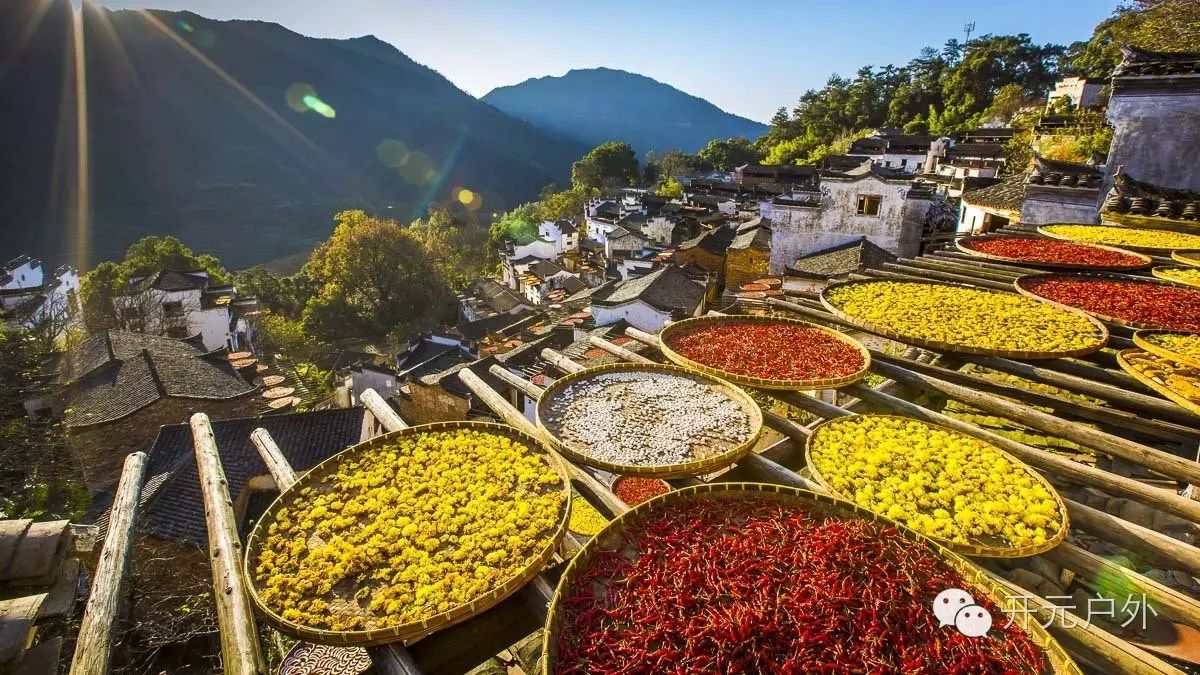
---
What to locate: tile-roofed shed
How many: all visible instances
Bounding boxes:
[90,408,368,547]
[60,331,255,428]
[591,265,705,314]
[788,237,898,279]
[961,173,1027,213]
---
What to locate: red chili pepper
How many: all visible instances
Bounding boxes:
[965,237,1145,268]
[1023,276,1200,331]
[554,496,1047,674]
[665,321,864,381]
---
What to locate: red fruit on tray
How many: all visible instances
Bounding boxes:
[664,321,864,382]
[964,237,1145,268]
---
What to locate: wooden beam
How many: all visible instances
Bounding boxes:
[488,365,545,400]
[455,368,630,516]
[871,360,1200,487]
[361,388,408,433]
[249,429,298,490]
[189,413,267,675]
[587,335,654,364]
[70,452,148,675]
[1042,543,1200,633]
[1064,499,1200,577]
[903,256,1023,281]
[845,384,1200,524]
[880,261,1016,291]
[540,348,583,375]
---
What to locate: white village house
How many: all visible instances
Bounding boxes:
[0,255,80,342]
[115,270,256,351]
[589,265,705,333]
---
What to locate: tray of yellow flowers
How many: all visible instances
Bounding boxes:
[243,421,570,645]
[804,415,1069,558]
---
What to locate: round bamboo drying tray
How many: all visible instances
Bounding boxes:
[1037,224,1200,253]
[280,643,371,675]
[231,358,258,369]
[227,351,252,361]
[754,277,782,286]
[804,414,1069,558]
[256,364,270,374]
[1133,330,1200,369]
[1172,250,1200,267]
[820,278,1108,359]
[736,291,767,299]
[535,363,763,479]
[1151,265,1200,289]
[1116,349,1200,417]
[261,375,287,387]
[541,483,1080,675]
[658,314,871,390]
[267,396,298,411]
[1014,272,1197,331]
[243,421,571,646]
[262,386,296,399]
[740,283,770,292]
[955,234,1152,271]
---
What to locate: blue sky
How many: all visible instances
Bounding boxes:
[95,0,1120,123]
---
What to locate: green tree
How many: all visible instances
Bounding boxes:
[120,235,228,282]
[982,83,1041,125]
[302,210,451,346]
[697,137,761,171]
[234,267,314,320]
[655,177,684,199]
[536,185,597,221]
[408,206,488,293]
[571,142,639,190]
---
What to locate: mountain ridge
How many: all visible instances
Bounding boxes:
[483,67,767,156]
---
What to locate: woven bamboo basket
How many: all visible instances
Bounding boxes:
[1037,224,1200,253]
[541,483,1080,675]
[804,414,1069,558]
[243,421,571,646]
[1172,250,1200,267]
[820,278,1108,360]
[1133,330,1200,369]
[535,363,763,479]
[1014,272,1200,331]
[1116,349,1200,417]
[657,314,871,390]
[955,234,1152,271]
[1151,265,1200,289]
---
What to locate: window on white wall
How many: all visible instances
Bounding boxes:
[856,195,882,216]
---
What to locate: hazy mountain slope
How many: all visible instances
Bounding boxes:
[0,1,586,268]
[482,67,767,155]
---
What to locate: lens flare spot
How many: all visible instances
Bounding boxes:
[301,94,336,119]
[176,20,194,33]
[401,152,433,184]
[376,139,409,168]
[286,83,316,112]
[456,188,482,210]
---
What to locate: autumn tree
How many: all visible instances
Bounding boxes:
[571,142,639,190]
[407,206,488,292]
[655,177,684,199]
[302,210,451,346]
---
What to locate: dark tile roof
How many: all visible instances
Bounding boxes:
[555,219,578,234]
[87,408,367,547]
[729,217,771,251]
[953,128,1017,142]
[559,275,587,294]
[679,223,736,255]
[789,237,897,279]
[457,308,538,341]
[1026,154,1103,190]
[61,331,254,427]
[591,265,704,313]
[528,259,565,279]
[961,173,1027,212]
[1114,45,1200,78]
[1102,169,1200,222]
[472,279,528,314]
[948,143,1007,160]
[128,270,210,294]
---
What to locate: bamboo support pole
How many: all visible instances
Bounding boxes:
[190,413,267,675]
[1064,500,1200,577]
[361,388,408,432]
[488,365,545,400]
[881,261,1016,291]
[927,250,1052,276]
[586,335,653,364]
[455,368,630,516]
[70,452,148,675]
[540,348,584,374]
[870,360,1200,487]
[985,572,1185,675]
[845,384,1200,524]
[901,256,1024,281]
[872,351,1199,443]
[1042,543,1200,633]
[249,428,298,490]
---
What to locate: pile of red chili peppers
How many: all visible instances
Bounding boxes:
[612,477,671,506]
[1022,276,1200,331]
[965,237,1145,268]
[666,321,865,381]
[554,496,1047,674]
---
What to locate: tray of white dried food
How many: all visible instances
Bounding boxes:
[535,363,763,478]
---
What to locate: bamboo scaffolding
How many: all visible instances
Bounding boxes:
[190,413,267,675]
[70,452,148,675]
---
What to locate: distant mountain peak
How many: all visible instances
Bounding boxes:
[483,68,765,155]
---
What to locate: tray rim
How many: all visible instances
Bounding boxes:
[1133,329,1200,370]
[534,362,763,478]
[1151,265,1200,289]
[1116,348,1200,417]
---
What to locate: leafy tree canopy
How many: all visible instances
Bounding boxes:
[571,141,639,190]
[655,177,684,199]
[697,137,761,171]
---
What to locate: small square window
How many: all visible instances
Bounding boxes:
[856,195,882,216]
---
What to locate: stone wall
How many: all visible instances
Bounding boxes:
[68,396,258,493]
[724,248,770,289]
[1106,91,1200,193]
[1022,186,1101,225]
[672,247,724,277]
